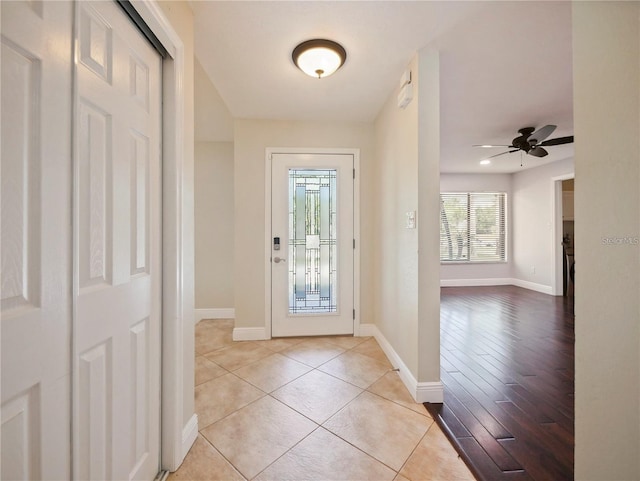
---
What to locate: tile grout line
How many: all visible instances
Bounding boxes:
[197,432,249,481]
[394,419,437,479]
[192,323,460,480]
[248,424,325,481]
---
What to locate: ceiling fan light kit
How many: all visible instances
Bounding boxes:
[474,124,574,162]
[292,39,347,79]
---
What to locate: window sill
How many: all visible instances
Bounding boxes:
[440,261,508,265]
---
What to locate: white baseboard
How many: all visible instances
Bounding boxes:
[440,277,553,295]
[440,277,512,287]
[233,327,268,341]
[511,278,553,295]
[357,323,377,337]
[181,414,198,460]
[416,381,444,403]
[194,308,235,323]
[366,325,444,404]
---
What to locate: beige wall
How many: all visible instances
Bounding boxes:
[233,119,375,329]
[511,157,574,291]
[373,55,420,376]
[195,141,235,308]
[371,50,442,386]
[157,0,195,430]
[573,2,640,479]
[194,43,235,312]
[194,57,233,142]
[416,49,442,383]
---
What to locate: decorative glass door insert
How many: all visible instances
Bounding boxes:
[288,169,337,314]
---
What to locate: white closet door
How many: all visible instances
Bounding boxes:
[73,1,162,480]
[1,1,74,480]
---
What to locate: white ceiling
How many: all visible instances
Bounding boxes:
[191,1,574,174]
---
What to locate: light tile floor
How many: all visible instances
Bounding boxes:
[168,320,476,481]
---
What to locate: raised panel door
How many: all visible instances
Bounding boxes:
[1,1,74,479]
[73,2,162,480]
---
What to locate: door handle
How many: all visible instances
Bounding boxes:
[273,257,286,263]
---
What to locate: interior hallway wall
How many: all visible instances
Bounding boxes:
[416,48,442,386]
[511,157,574,293]
[371,49,442,394]
[573,2,640,478]
[373,54,420,378]
[194,58,233,142]
[195,141,234,310]
[193,52,235,317]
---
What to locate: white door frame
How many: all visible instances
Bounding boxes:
[264,148,361,339]
[128,1,191,472]
[551,173,574,296]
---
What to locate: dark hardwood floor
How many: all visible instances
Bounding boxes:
[425,286,574,481]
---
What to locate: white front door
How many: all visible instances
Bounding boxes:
[73,2,162,480]
[1,2,74,479]
[271,153,354,337]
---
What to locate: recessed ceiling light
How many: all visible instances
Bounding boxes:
[480,159,491,165]
[292,39,347,79]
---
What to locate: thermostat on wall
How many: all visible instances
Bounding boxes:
[406,211,416,229]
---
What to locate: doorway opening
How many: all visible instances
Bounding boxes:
[552,174,575,300]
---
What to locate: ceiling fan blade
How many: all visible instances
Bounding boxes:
[484,149,519,160]
[529,124,556,144]
[472,144,512,148]
[540,135,574,146]
[529,146,548,157]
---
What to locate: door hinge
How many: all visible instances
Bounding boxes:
[353,238,356,249]
[353,168,356,179]
[353,309,356,320]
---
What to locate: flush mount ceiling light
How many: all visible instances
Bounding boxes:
[292,39,346,79]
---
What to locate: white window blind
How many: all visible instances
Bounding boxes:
[440,192,506,262]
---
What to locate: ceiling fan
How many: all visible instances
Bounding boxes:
[475,125,574,160]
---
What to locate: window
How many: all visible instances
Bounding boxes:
[440,192,506,262]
